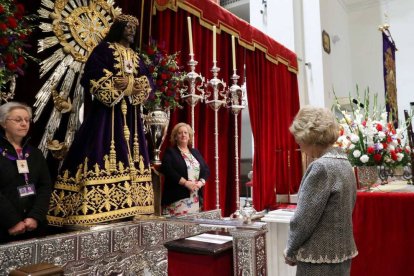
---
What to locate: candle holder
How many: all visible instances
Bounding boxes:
[180,54,205,145]
[227,70,247,219]
[205,62,227,210]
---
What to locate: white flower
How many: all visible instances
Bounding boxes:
[349,144,355,150]
[380,112,388,121]
[377,131,386,140]
[360,155,369,163]
[353,150,361,158]
[350,134,359,143]
[397,153,404,162]
[388,145,395,151]
[396,129,404,139]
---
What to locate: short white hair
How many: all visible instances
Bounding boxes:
[0,102,32,125]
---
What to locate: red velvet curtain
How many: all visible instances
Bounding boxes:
[246,51,302,210]
[152,8,238,216]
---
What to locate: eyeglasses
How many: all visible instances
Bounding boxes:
[6,118,32,124]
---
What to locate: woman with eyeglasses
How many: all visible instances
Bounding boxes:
[0,102,52,243]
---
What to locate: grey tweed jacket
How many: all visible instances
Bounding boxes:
[285,147,358,263]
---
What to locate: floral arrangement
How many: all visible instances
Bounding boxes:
[0,0,35,90]
[140,40,184,110]
[334,88,411,168]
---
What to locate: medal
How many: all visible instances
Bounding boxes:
[16,159,29,173]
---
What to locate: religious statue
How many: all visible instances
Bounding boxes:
[47,14,154,226]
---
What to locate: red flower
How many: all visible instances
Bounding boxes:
[0,23,7,31]
[367,146,375,154]
[16,3,25,14]
[376,123,383,131]
[14,12,23,20]
[0,5,4,14]
[7,17,18,29]
[382,142,388,149]
[18,33,27,40]
[16,56,25,66]
[390,151,398,161]
[5,53,13,63]
[0,37,9,46]
[374,153,382,162]
[161,72,168,80]
[6,62,17,71]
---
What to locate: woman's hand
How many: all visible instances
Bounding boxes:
[8,221,26,236]
[184,180,198,192]
[284,256,297,266]
[24,218,38,231]
[195,181,204,189]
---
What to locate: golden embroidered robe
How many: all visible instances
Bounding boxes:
[47,42,154,226]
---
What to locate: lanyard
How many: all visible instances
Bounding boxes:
[0,147,31,184]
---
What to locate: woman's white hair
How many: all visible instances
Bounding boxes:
[0,102,32,125]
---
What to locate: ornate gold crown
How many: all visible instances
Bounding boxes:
[115,14,139,26]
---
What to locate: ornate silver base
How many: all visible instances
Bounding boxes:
[1,210,267,276]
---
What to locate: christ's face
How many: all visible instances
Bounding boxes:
[122,22,136,45]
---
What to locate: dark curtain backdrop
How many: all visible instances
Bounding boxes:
[14,0,302,216]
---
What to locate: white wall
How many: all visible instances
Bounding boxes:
[320,0,353,108]
[346,1,414,122]
[300,0,325,106]
[250,0,295,52]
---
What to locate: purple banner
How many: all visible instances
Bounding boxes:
[382,30,398,127]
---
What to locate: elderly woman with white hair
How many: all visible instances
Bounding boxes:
[284,106,358,276]
[0,102,52,243]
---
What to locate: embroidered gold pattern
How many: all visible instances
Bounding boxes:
[89,69,123,107]
[48,155,153,226]
[130,76,151,105]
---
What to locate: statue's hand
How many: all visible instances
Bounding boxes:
[113,77,129,91]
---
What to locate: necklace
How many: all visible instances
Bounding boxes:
[177,145,189,152]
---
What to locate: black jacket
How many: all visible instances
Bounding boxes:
[161,146,210,205]
[0,131,52,243]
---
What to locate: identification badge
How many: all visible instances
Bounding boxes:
[17,184,36,198]
[16,159,29,173]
